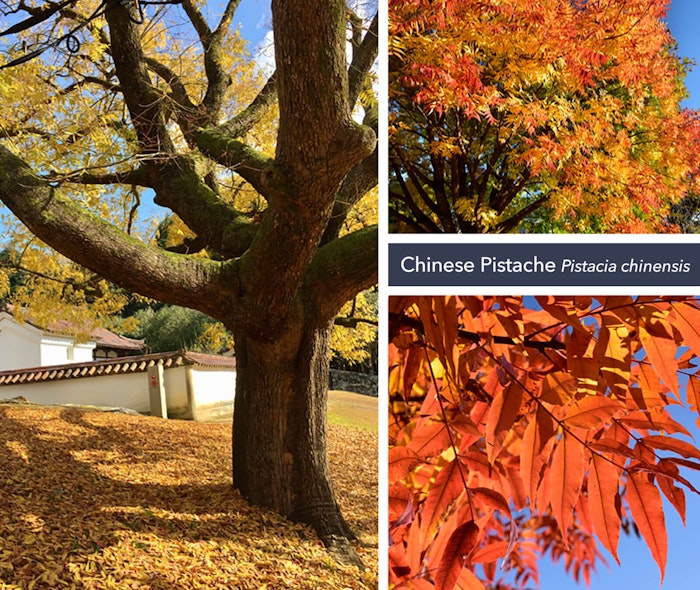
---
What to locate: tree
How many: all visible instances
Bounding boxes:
[389,0,700,233]
[0,0,378,564]
[389,296,700,589]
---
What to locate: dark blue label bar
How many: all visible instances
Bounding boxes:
[388,243,700,287]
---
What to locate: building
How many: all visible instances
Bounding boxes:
[0,307,236,420]
[0,350,237,421]
[0,305,145,371]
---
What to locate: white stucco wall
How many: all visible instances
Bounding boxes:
[189,367,236,421]
[162,366,191,418]
[40,337,96,366]
[0,316,42,370]
[0,362,236,420]
[0,372,152,412]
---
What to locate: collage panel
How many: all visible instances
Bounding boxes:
[388,296,700,589]
[1,0,379,588]
[388,1,700,234]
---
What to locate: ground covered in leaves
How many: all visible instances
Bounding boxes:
[0,404,377,589]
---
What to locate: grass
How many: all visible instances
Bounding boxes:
[327,390,378,432]
[0,395,377,589]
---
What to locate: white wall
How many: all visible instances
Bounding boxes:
[189,367,236,421]
[0,364,236,421]
[163,366,191,418]
[0,316,42,370]
[0,371,152,412]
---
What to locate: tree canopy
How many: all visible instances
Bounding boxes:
[389,0,700,233]
[389,296,700,589]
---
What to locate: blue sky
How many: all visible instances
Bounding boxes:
[667,0,700,110]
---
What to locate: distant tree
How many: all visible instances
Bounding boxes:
[129,305,232,354]
[389,0,700,233]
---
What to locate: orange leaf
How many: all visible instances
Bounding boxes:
[587,453,622,563]
[687,375,700,415]
[389,446,421,483]
[454,566,486,590]
[567,329,599,396]
[470,540,508,565]
[520,405,556,506]
[656,460,686,526]
[563,396,624,430]
[485,381,523,462]
[638,321,678,396]
[641,434,700,462]
[435,520,480,590]
[595,318,631,398]
[420,459,468,551]
[550,430,587,542]
[626,471,667,584]
[539,372,577,405]
[618,411,691,437]
[629,363,669,410]
[670,302,700,359]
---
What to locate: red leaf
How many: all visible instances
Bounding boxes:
[485,381,523,462]
[638,320,679,396]
[389,446,421,482]
[406,416,452,459]
[520,406,556,506]
[587,453,622,563]
[435,520,480,590]
[626,471,667,584]
[550,430,587,542]
[563,396,624,430]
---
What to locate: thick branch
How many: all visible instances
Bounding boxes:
[321,146,377,244]
[272,0,375,176]
[0,145,232,317]
[151,156,258,258]
[46,165,153,187]
[104,5,173,155]
[194,130,272,196]
[305,225,378,322]
[181,0,238,122]
[216,73,277,139]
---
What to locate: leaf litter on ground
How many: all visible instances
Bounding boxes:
[0,404,377,589]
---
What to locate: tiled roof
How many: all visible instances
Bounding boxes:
[0,351,236,386]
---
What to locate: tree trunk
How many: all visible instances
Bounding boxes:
[231,311,360,565]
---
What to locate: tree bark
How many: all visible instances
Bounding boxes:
[230,305,360,565]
